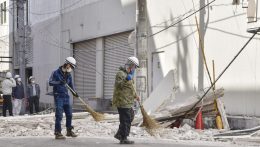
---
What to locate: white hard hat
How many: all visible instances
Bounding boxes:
[127,56,139,67]
[14,75,20,79]
[29,76,34,81]
[64,57,76,68]
[6,72,12,78]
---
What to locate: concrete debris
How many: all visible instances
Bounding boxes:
[134,88,228,130]
[0,112,259,146]
[138,70,177,115]
[0,113,218,142]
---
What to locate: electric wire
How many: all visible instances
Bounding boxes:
[184,28,259,117]
[148,0,216,37]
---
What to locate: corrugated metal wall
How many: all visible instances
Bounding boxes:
[74,39,96,100]
[103,31,134,99]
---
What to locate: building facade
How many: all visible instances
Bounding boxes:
[0,0,12,71]
[28,0,136,109]
[146,0,260,116]
[26,0,260,116]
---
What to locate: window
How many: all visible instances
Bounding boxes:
[0,1,7,24]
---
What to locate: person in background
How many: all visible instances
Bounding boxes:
[27,76,40,114]
[12,75,25,115]
[1,72,16,117]
[49,57,78,139]
[112,56,140,144]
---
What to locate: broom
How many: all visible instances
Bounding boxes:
[131,83,160,135]
[138,101,160,135]
[65,83,105,122]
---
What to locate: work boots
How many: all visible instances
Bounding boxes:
[66,127,77,137]
[54,132,66,139]
[114,131,122,141]
[120,139,135,144]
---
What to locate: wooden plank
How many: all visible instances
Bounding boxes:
[216,99,230,130]
[214,126,260,137]
[167,88,224,115]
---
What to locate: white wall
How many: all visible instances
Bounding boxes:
[147,0,199,98]
[204,1,260,116]
[62,0,136,42]
[0,0,11,71]
[29,0,136,103]
[147,0,260,116]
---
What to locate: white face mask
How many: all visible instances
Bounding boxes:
[62,67,67,73]
[31,80,35,84]
[66,68,72,73]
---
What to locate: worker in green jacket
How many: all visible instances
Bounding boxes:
[112,56,140,144]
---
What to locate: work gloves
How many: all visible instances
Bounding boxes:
[126,69,135,81]
[61,80,79,97]
[126,74,133,81]
[61,80,67,85]
[73,92,79,98]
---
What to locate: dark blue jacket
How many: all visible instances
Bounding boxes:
[49,67,74,98]
[12,82,25,99]
[27,83,40,98]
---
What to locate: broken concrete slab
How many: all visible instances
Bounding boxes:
[165,88,224,116]
[137,69,177,115]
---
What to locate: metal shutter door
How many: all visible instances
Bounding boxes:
[74,39,96,100]
[104,31,134,99]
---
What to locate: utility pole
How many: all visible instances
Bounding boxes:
[198,0,206,91]
[17,0,26,86]
[136,0,148,101]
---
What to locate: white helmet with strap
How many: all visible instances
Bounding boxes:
[127,56,139,68]
[64,57,76,68]
[29,76,35,81]
[14,75,20,79]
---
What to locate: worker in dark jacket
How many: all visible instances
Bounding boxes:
[49,57,78,139]
[112,56,140,144]
[27,76,40,114]
[12,75,25,115]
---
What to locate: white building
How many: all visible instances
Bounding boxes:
[0,0,12,71]
[27,0,260,116]
[28,0,136,110]
[146,0,260,117]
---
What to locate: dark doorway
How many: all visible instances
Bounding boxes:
[26,67,32,85]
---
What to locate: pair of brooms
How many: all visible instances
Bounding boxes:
[64,83,160,135]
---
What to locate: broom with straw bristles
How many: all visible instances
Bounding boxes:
[138,101,160,135]
[131,83,160,135]
[65,83,105,122]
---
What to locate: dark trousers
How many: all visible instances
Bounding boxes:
[2,95,13,117]
[29,96,39,114]
[54,97,72,133]
[116,107,134,140]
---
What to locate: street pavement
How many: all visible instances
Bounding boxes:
[0,137,235,147]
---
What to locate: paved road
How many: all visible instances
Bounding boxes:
[0,137,235,147]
